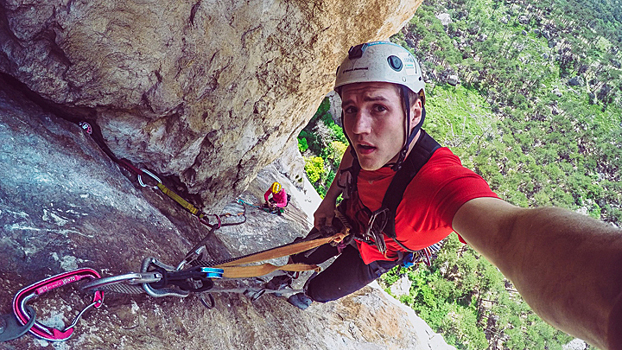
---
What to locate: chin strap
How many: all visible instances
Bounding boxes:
[391,87,426,172]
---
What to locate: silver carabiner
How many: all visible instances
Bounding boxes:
[81,272,163,294]
[137,169,161,189]
[140,257,189,298]
[176,246,207,271]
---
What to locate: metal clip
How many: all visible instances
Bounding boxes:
[11,268,103,342]
[140,257,190,298]
[81,272,163,293]
[137,169,161,189]
[176,246,207,271]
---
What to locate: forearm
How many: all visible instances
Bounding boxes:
[505,208,621,348]
[313,147,355,228]
[323,146,354,204]
[454,199,622,349]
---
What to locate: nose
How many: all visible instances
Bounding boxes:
[349,108,371,136]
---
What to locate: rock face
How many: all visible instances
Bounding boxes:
[0,80,454,349]
[0,0,423,209]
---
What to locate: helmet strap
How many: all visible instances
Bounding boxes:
[341,110,358,160]
[391,87,425,172]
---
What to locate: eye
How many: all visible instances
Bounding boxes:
[372,104,388,112]
[343,106,357,115]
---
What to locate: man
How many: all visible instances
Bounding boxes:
[264,181,288,213]
[285,41,621,350]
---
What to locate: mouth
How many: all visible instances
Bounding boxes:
[356,143,377,155]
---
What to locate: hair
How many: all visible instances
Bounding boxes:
[337,83,421,108]
[407,89,420,105]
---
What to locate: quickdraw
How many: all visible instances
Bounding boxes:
[78,122,240,230]
[11,268,103,342]
[1,121,352,344]
[137,168,219,227]
[80,231,347,307]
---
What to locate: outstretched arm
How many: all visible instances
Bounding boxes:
[453,197,622,350]
[313,146,355,229]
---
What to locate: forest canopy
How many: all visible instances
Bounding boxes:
[299,0,621,348]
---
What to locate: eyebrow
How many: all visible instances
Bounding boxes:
[342,95,389,106]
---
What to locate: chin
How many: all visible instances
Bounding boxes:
[357,159,383,171]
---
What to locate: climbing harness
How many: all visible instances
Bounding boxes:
[342,130,441,255]
[11,268,103,342]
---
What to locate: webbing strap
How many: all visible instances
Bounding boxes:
[215,232,346,267]
[190,232,346,278]
[218,263,320,279]
[157,183,202,217]
[208,232,346,278]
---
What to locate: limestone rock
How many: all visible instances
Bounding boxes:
[390,275,413,297]
[447,74,460,86]
[563,338,587,350]
[436,13,452,26]
[0,0,424,210]
[327,91,342,127]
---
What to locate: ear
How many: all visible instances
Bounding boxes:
[409,98,423,129]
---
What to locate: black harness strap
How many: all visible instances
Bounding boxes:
[382,130,441,239]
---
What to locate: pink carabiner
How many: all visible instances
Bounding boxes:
[12,268,104,342]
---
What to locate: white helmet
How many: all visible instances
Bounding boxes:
[334,41,425,104]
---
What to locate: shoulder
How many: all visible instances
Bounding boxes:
[415,147,479,183]
[401,147,498,222]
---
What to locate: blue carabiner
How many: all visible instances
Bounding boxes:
[199,267,224,279]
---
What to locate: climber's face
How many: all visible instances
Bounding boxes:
[341,82,421,171]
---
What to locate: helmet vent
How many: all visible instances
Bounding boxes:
[387,55,403,71]
[348,44,365,59]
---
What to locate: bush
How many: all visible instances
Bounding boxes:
[304,156,324,184]
[298,137,308,153]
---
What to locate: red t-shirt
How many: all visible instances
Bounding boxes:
[346,147,498,264]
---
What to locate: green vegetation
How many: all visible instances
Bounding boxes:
[298,97,347,198]
[299,0,620,347]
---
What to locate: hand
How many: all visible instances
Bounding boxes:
[313,198,336,230]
